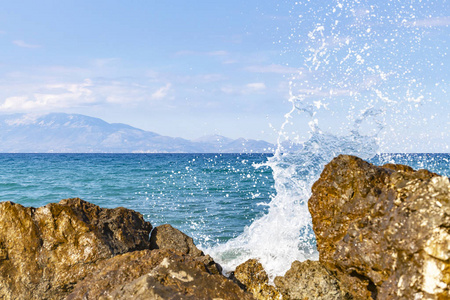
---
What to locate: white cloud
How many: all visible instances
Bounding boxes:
[151,83,172,100]
[221,82,267,95]
[294,88,353,97]
[146,69,226,85]
[220,86,235,94]
[404,16,450,27]
[0,66,178,112]
[12,40,41,48]
[207,50,228,56]
[92,58,120,67]
[197,74,225,82]
[1,96,30,110]
[176,74,226,84]
[246,82,266,91]
[96,81,173,104]
[0,79,95,111]
[175,50,229,57]
[245,64,300,74]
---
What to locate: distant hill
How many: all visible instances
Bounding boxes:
[0,113,275,153]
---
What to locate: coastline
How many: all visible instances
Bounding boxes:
[0,154,448,299]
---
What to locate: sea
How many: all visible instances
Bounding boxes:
[1,0,448,281]
[0,152,448,278]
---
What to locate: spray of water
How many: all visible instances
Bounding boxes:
[206,0,447,279]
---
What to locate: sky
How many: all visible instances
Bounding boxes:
[0,1,449,152]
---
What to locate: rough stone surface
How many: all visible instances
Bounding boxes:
[233,259,281,300]
[150,224,222,275]
[150,224,203,257]
[0,198,152,300]
[309,155,450,299]
[67,249,255,300]
[274,260,348,300]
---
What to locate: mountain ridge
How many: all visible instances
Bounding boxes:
[0,113,275,153]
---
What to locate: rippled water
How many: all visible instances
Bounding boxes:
[0,153,448,267]
[0,153,275,246]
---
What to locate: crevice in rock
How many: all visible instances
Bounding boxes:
[367,279,378,299]
[349,271,377,299]
[228,272,247,291]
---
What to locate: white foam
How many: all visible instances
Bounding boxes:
[204,0,439,280]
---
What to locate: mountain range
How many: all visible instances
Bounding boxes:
[0,113,275,153]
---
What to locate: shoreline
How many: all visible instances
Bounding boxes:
[0,155,448,299]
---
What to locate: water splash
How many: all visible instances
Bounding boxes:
[206,0,447,279]
[207,94,380,279]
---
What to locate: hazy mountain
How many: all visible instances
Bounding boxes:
[0,113,275,153]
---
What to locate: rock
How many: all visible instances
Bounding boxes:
[274,260,348,300]
[150,224,223,275]
[309,155,450,299]
[0,198,152,300]
[67,249,255,300]
[150,224,203,257]
[0,198,250,299]
[233,259,281,300]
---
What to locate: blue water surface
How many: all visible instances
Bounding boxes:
[0,153,275,246]
[0,153,448,247]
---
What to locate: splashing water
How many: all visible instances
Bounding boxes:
[207,97,381,279]
[206,0,447,279]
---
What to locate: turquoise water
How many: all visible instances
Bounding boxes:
[0,153,275,246]
[0,152,448,277]
[1,153,448,245]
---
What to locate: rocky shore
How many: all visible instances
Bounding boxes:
[0,155,448,299]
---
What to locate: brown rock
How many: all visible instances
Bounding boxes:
[59,198,152,254]
[67,249,255,300]
[309,155,450,299]
[233,259,281,300]
[0,198,152,299]
[150,224,222,275]
[150,224,203,257]
[274,260,348,300]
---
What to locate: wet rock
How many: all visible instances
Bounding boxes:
[233,259,281,300]
[0,198,152,300]
[309,155,450,299]
[67,249,255,300]
[274,260,348,300]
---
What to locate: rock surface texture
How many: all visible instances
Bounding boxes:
[150,224,203,257]
[150,223,223,275]
[68,249,253,300]
[0,198,253,300]
[0,198,151,300]
[309,155,450,299]
[233,259,281,300]
[274,260,348,300]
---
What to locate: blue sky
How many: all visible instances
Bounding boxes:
[0,1,448,152]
